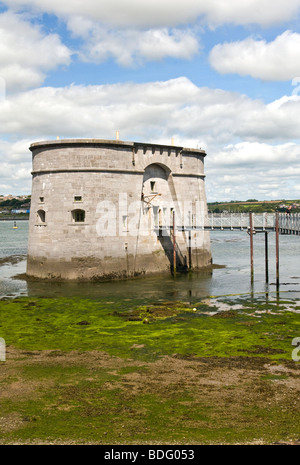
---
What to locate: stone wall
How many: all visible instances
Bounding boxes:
[26,139,212,280]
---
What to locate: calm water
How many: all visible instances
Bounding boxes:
[0,219,300,302]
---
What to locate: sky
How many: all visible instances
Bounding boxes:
[1,0,300,202]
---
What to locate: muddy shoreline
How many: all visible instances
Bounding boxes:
[0,346,299,445]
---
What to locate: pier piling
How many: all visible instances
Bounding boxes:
[276,212,280,289]
[249,212,254,284]
[265,231,269,284]
[173,210,176,277]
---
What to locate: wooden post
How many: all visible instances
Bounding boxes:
[275,211,279,289]
[173,210,176,276]
[249,212,254,284]
[265,231,269,284]
[188,230,192,270]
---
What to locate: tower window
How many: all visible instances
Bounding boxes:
[122,215,128,231]
[74,195,82,202]
[150,181,155,192]
[72,209,85,223]
[37,209,46,223]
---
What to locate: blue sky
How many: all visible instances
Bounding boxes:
[1,0,300,202]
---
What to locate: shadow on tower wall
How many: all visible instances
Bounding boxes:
[155,228,188,273]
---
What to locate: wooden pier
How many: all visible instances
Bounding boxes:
[278,213,300,235]
[200,212,275,231]
[171,212,299,285]
[177,212,300,235]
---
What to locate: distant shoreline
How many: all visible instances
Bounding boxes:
[0,216,29,221]
[208,199,300,213]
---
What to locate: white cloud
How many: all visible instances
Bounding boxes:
[0,10,72,91]
[0,138,32,193]
[0,78,200,139]
[209,31,300,81]
[1,138,32,163]
[0,3,299,201]
[206,141,300,201]
[211,141,300,166]
[1,77,300,145]
[0,77,299,199]
[67,17,199,66]
[4,0,300,75]
[4,0,300,27]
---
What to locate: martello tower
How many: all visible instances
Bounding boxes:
[26,138,211,281]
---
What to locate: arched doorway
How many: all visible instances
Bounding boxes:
[142,163,172,231]
[141,163,187,273]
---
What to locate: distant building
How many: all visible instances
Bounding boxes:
[11,209,30,214]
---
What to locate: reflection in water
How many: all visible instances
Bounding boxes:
[25,270,214,303]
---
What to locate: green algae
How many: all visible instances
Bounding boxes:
[0,295,299,444]
[0,296,299,361]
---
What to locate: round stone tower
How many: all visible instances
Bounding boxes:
[26,139,211,280]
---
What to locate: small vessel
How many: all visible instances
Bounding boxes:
[13,221,18,229]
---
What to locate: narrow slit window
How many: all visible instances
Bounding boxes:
[37,209,46,223]
[122,215,128,231]
[72,209,85,223]
[150,181,155,192]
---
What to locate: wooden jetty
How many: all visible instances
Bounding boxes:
[176,212,300,235]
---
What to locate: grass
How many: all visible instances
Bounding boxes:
[0,295,299,444]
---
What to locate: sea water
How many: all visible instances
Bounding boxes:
[0,219,299,302]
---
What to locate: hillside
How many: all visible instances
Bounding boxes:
[208,199,300,213]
